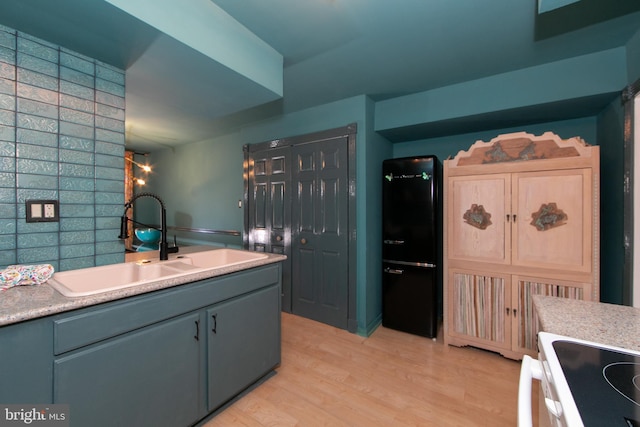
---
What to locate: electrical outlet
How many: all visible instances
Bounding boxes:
[44,203,56,218]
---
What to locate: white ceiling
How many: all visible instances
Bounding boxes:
[1,0,640,152]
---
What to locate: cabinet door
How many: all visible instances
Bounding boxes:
[448,174,511,264]
[447,269,511,352]
[207,284,281,411]
[512,275,591,356]
[0,317,52,404]
[512,169,592,272]
[54,313,202,427]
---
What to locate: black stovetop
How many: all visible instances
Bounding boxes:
[553,341,640,427]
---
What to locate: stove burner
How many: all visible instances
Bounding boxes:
[551,340,640,426]
[603,362,640,407]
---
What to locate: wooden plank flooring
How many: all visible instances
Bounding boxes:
[204,313,530,426]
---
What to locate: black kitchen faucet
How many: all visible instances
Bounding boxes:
[118,192,179,260]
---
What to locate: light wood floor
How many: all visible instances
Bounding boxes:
[204,313,530,426]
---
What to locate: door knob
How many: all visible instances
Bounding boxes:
[301,238,307,245]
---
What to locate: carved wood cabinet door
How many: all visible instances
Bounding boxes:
[512,169,592,273]
[448,173,511,265]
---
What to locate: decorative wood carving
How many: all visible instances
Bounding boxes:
[530,203,568,231]
[463,204,492,230]
[449,132,592,167]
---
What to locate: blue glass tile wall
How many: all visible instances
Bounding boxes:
[0,24,125,271]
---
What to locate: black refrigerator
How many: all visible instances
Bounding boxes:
[382,155,441,338]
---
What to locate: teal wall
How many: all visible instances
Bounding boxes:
[358,97,393,334]
[140,132,245,248]
[597,97,625,304]
[0,25,125,272]
[627,27,640,81]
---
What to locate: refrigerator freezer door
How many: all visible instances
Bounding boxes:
[382,263,437,338]
[382,156,438,263]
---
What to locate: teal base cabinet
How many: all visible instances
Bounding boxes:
[54,312,202,427]
[0,317,53,404]
[0,263,282,427]
[207,284,281,411]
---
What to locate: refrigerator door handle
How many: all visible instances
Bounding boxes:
[384,267,404,275]
[383,239,405,245]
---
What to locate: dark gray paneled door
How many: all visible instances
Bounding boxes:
[244,125,355,330]
[245,146,292,311]
[291,138,349,329]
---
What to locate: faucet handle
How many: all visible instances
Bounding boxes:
[167,235,179,254]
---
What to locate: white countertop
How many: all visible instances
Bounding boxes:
[533,295,640,352]
[0,246,285,327]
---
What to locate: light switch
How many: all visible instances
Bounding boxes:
[30,203,43,218]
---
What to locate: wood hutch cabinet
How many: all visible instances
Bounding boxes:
[443,132,599,359]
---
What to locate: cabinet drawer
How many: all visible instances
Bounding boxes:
[54,264,280,354]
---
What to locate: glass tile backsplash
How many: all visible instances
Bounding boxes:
[0,24,126,271]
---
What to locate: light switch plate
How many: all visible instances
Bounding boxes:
[26,199,59,222]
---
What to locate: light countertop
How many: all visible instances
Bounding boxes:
[0,246,286,327]
[533,295,640,352]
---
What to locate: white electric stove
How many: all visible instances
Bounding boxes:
[519,332,640,427]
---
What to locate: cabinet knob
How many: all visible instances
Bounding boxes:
[275,235,282,242]
[301,238,307,245]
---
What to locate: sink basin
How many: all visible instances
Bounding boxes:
[173,249,268,269]
[47,249,269,297]
[48,260,199,297]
